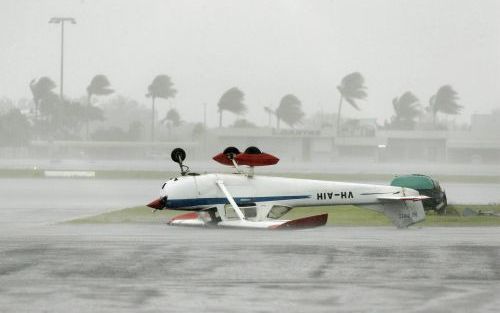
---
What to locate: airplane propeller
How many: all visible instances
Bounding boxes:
[147,196,167,212]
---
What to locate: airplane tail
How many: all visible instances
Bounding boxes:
[359,188,427,228]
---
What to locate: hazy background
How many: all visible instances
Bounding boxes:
[1,3,500,311]
[2,0,499,126]
[0,0,499,170]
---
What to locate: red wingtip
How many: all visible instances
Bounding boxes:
[147,198,164,210]
[167,212,199,224]
[271,213,328,230]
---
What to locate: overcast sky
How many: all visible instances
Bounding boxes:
[1,0,499,126]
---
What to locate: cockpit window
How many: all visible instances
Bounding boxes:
[224,204,239,219]
[223,204,257,219]
[161,183,166,189]
[267,205,292,219]
[242,206,257,218]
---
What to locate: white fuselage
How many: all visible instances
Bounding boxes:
[160,173,415,210]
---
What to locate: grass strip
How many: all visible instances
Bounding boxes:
[67,204,500,226]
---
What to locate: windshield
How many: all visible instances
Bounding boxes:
[223,204,257,219]
[267,205,292,219]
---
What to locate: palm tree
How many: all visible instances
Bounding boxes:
[391,91,421,129]
[276,94,304,129]
[146,75,177,141]
[191,122,205,140]
[429,85,461,127]
[162,108,181,127]
[86,75,114,140]
[217,87,246,127]
[162,108,181,138]
[336,72,367,135]
[38,91,60,118]
[29,77,57,122]
[37,91,61,139]
[0,108,32,146]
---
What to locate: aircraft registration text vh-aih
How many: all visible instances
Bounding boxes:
[147,147,428,229]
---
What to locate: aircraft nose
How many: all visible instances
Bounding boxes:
[147,196,167,210]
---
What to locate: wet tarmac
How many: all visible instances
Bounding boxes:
[1,225,499,312]
[0,178,499,312]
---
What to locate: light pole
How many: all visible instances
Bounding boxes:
[49,17,76,101]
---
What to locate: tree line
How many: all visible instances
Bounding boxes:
[0,71,463,146]
[215,72,462,133]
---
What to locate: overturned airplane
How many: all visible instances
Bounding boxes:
[147,147,427,229]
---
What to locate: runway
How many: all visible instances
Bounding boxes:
[0,178,499,312]
[1,225,499,312]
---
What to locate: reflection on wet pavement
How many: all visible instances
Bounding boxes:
[1,178,499,312]
[1,226,499,312]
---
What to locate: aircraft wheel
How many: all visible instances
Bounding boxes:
[223,146,240,159]
[244,146,261,154]
[171,148,186,163]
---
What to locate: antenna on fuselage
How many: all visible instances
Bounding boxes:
[171,148,189,176]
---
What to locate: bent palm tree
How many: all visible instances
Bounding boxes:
[217,87,246,127]
[276,94,304,129]
[391,91,421,129]
[429,85,461,128]
[29,77,57,122]
[86,75,114,140]
[162,108,181,127]
[336,72,367,135]
[146,75,177,141]
[162,108,181,138]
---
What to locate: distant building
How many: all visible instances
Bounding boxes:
[212,127,333,162]
[470,109,500,137]
[209,109,500,164]
[446,109,500,163]
[2,109,499,164]
[377,130,447,162]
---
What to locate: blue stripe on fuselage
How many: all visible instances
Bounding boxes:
[165,195,310,209]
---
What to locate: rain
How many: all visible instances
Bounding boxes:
[1,1,499,312]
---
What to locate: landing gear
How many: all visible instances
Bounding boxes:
[199,207,221,226]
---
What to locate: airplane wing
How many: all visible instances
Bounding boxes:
[167,207,327,229]
[167,212,205,226]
